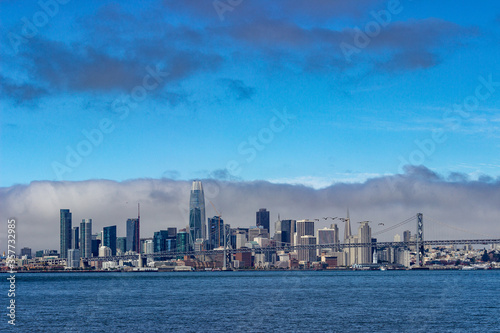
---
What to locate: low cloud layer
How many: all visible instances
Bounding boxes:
[1,166,499,252]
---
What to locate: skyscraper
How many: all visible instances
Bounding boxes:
[103,225,117,255]
[71,226,79,249]
[177,229,189,253]
[126,218,140,253]
[358,221,372,264]
[256,208,270,232]
[60,209,72,259]
[189,180,206,246]
[208,216,224,250]
[117,237,127,255]
[80,219,92,258]
[276,219,296,245]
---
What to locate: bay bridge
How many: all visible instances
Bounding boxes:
[84,213,500,265]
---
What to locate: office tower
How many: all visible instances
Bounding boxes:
[116,237,127,255]
[317,227,338,255]
[67,249,80,268]
[344,209,352,242]
[103,226,117,256]
[248,226,269,242]
[71,227,79,249]
[143,240,154,254]
[275,219,295,245]
[177,229,189,252]
[153,230,170,252]
[60,209,72,259]
[208,216,224,250]
[20,247,32,258]
[296,220,314,239]
[167,227,177,239]
[394,234,401,242]
[299,235,317,263]
[403,230,411,243]
[256,208,270,232]
[126,218,140,253]
[358,221,372,264]
[189,180,206,246]
[235,231,247,249]
[79,219,92,258]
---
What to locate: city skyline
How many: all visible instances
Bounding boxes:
[2,168,500,251]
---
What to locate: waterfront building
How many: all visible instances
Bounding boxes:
[60,209,72,259]
[126,218,140,253]
[20,247,32,258]
[208,216,224,250]
[103,225,117,255]
[256,208,270,233]
[67,249,80,268]
[80,219,92,258]
[189,180,206,248]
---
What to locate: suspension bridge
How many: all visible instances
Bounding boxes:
[84,213,500,264]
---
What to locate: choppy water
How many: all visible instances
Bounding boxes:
[2,270,500,332]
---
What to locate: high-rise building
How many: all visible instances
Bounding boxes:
[296,220,315,239]
[299,235,317,263]
[177,229,189,253]
[344,209,352,242]
[20,247,32,258]
[116,237,127,255]
[60,209,72,259]
[71,226,79,249]
[103,226,117,255]
[275,219,295,245]
[403,230,411,243]
[358,221,372,264]
[67,249,80,268]
[153,230,176,253]
[126,218,140,253]
[189,180,206,246]
[256,208,270,232]
[208,216,224,250]
[317,226,339,255]
[80,219,92,258]
[394,234,401,242]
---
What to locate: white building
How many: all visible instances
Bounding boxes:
[99,246,112,257]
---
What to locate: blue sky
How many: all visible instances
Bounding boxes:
[1,0,500,188]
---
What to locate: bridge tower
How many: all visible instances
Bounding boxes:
[416,213,424,266]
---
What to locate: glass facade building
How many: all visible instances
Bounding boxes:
[60,209,72,259]
[189,180,206,248]
[103,225,117,255]
[80,219,92,258]
[126,218,140,253]
[208,216,224,250]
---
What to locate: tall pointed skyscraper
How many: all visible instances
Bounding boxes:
[189,180,206,246]
[344,208,352,242]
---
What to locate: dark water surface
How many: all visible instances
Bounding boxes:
[2,270,499,332]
